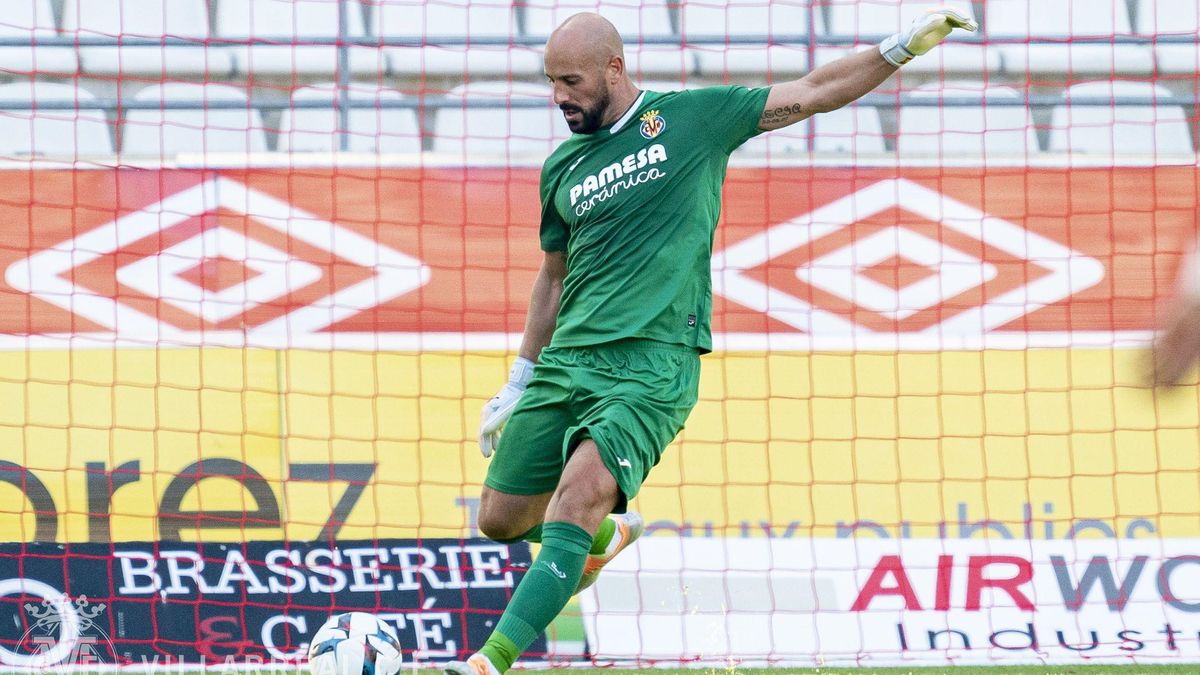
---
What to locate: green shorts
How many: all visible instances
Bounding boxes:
[485,338,701,511]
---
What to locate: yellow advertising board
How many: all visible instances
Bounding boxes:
[0,348,1195,543]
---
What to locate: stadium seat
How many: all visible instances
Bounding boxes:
[985,0,1154,75]
[432,81,571,158]
[523,0,674,38]
[277,83,422,153]
[522,0,687,77]
[737,104,884,157]
[681,0,810,76]
[636,79,704,92]
[371,0,541,77]
[217,0,381,76]
[1048,81,1193,157]
[62,0,233,77]
[1136,0,1200,73]
[0,82,112,157]
[821,0,995,74]
[811,105,885,155]
[897,82,1038,160]
[734,120,810,157]
[122,83,269,156]
[0,0,77,75]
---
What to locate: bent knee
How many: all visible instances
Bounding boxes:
[477,514,533,543]
[476,490,548,542]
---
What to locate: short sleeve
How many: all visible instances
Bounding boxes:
[538,165,569,252]
[687,85,771,154]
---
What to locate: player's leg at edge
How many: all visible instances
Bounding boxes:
[445,440,635,675]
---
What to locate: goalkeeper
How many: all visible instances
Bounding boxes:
[448,8,977,675]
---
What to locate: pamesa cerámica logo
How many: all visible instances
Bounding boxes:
[0,579,116,670]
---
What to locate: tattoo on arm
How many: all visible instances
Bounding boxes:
[759,103,803,129]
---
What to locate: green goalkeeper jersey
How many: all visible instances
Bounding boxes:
[539,85,770,353]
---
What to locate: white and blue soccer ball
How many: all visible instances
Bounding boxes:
[307,612,403,675]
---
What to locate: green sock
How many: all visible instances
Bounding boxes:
[590,516,615,555]
[519,520,609,550]
[478,521,592,672]
[521,524,542,543]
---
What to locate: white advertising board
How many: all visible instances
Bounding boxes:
[580,538,1200,667]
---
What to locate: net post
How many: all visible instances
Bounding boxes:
[336,0,351,151]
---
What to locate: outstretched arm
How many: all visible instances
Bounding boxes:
[1152,245,1200,386]
[758,8,979,131]
[518,250,567,362]
[759,48,896,130]
[478,250,566,457]
[1152,297,1200,386]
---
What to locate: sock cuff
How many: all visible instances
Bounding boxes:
[494,613,541,653]
[479,630,521,673]
[541,521,594,556]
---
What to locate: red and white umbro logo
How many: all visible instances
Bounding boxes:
[4,177,430,342]
[713,178,1105,337]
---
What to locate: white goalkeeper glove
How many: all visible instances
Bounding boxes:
[879,7,979,67]
[478,356,535,458]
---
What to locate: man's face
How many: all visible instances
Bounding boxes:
[545,57,612,134]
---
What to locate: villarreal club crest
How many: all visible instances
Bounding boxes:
[639,110,666,139]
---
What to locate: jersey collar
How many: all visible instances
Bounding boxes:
[608,91,646,135]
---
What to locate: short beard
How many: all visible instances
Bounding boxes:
[565,86,611,134]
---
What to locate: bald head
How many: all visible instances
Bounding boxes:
[545,12,625,68]
[543,12,639,134]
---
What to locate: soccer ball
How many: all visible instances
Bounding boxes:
[307,612,403,675]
